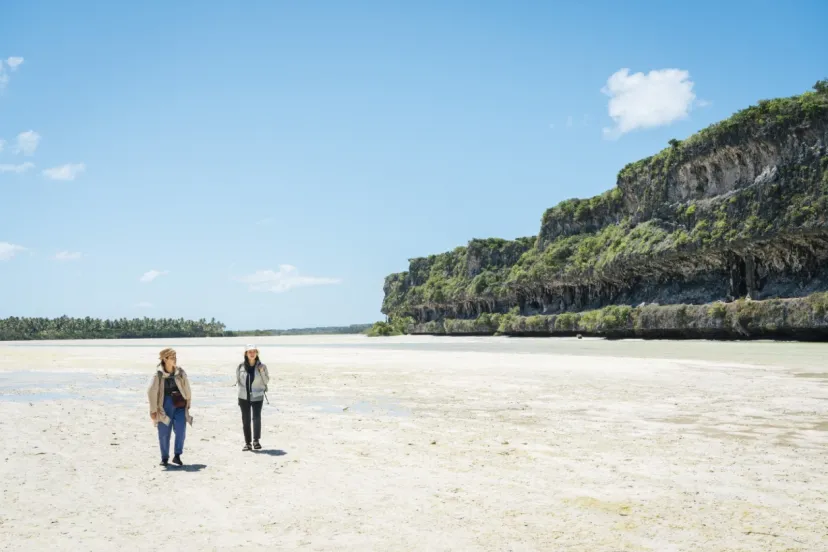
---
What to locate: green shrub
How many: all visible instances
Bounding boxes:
[707,302,727,319]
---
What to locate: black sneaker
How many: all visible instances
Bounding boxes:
[253,440,262,450]
[172,454,183,466]
[160,458,169,467]
[242,443,252,451]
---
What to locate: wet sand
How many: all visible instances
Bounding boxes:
[1,335,827,551]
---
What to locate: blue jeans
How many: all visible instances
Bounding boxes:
[157,395,186,460]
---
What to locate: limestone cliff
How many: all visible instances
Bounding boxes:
[380,81,828,338]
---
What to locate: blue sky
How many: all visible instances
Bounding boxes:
[0,1,825,330]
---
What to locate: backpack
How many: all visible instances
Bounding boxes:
[238,362,268,392]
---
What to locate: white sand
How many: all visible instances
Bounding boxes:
[1,335,827,551]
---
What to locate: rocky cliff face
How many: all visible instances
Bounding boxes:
[380,82,828,337]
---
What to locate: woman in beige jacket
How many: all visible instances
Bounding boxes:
[147,347,193,466]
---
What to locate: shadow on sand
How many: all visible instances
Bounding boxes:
[255,449,287,457]
[165,463,207,472]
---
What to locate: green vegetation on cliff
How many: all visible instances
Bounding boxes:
[381,237,535,319]
[366,317,414,337]
[383,153,828,319]
[405,291,828,340]
[618,80,828,200]
[376,80,828,339]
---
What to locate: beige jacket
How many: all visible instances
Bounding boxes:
[147,366,193,427]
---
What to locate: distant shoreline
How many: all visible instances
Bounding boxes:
[226,324,373,337]
[0,316,373,341]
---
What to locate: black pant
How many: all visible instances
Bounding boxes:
[239,398,263,444]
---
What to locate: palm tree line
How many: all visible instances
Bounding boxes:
[0,316,227,341]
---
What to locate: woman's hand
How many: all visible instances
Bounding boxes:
[150,412,157,422]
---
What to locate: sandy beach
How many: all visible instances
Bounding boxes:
[1,335,827,551]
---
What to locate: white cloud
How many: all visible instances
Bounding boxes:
[566,115,574,128]
[0,162,35,174]
[0,242,26,261]
[601,68,696,139]
[0,139,5,152]
[42,163,86,181]
[235,264,341,293]
[14,130,40,156]
[54,251,82,261]
[135,301,153,308]
[140,269,168,283]
[0,57,23,90]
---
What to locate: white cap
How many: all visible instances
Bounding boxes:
[245,344,258,352]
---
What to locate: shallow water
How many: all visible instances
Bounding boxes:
[0,371,233,403]
[5,334,828,366]
[2,335,826,406]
